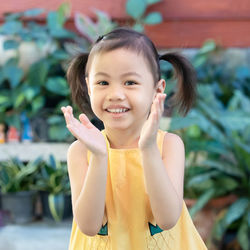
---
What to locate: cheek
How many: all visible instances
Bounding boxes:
[135,94,153,114]
[89,92,106,117]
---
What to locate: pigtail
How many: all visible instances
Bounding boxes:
[66,53,93,116]
[159,52,196,116]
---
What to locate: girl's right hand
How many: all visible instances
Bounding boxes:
[61,106,107,156]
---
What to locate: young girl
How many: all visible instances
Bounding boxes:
[61,27,207,250]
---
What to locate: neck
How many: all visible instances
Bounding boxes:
[104,127,141,149]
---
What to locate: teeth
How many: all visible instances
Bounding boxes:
[107,108,128,113]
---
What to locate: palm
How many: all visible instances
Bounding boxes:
[139,113,157,148]
[61,106,107,155]
[139,93,166,149]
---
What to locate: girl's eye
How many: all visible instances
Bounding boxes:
[125,81,136,86]
[98,81,109,85]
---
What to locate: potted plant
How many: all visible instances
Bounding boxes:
[0,4,75,142]
[0,157,43,224]
[35,155,72,222]
[170,84,250,250]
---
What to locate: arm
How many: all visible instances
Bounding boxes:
[67,141,108,236]
[61,106,108,236]
[138,92,184,230]
[140,133,184,230]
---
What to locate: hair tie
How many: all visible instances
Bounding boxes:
[96,35,104,43]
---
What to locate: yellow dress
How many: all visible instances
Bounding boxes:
[68,129,207,250]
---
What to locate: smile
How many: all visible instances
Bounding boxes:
[106,108,129,113]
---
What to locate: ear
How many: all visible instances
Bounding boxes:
[85,77,91,96]
[155,79,166,96]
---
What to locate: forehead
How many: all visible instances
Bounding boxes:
[88,48,152,76]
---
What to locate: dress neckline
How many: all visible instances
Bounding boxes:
[101,130,140,152]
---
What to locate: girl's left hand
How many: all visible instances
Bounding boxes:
[138,93,166,150]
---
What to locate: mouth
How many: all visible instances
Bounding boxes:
[105,108,130,114]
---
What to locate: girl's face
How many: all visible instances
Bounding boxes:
[86,48,164,132]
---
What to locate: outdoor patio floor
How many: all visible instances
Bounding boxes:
[0,217,72,250]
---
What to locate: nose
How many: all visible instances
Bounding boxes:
[107,85,125,101]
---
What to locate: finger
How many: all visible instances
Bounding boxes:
[152,98,159,122]
[79,114,93,129]
[62,110,72,125]
[66,105,73,113]
[156,98,161,121]
[66,124,80,139]
[65,106,77,125]
[62,106,77,127]
[61,106,66,113]
[160,94,166,114]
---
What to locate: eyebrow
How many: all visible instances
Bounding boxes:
[95,72,142,78]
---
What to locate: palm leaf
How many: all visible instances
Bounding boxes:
[189,188,216,217]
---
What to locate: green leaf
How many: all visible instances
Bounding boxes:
[58,2,71,19]
[3,40,19,50]
[146,0,162,4]
[4,13,22,21]
[228,90,250,113]
[3,64,23,88]
[133,23,144,32]
[23,8,44,17]
[248,210,250,227]
[94,9,117,35]
[14,93,25,108]
[74,12,97,42]
[48,193,64,221]
[198,40,217,55]
[0,95,10,106]
[237,219,249,250]
[45,77,69,96]
[189,188,215,217]
[218,113,250,131]
[5,114,21,130]
[49,124,70,141]
[143,12,162,24]
[27,60,49,86]
[193,54,208,68]
[224,198,249,226]
[201,160,244,178]
[31,96,45,113]
[23,86,40,102]
[47,11,63,30]
[0,20,22,34]
[186,125,201,138]
[214,177,238,192]
[235,66,250,80]
[187,171,218,187]
[52,50,69,60]
[126,0,147,19]
[50,28,75,39]
[48,155,57,169]
[47,10,75,39]
[47,115,63,124]
[15,163,38,186]
[212,212,228,240]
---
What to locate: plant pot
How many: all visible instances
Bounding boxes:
[185,194,237,249]
[40,191,72,221]
[1,190,37,224]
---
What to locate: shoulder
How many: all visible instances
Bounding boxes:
[163,132,184,146]
[162,131,185,158]
[67,140,88,165]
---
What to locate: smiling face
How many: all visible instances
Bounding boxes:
[86,48,164,132]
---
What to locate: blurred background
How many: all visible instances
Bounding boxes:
[0,0,249,250]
